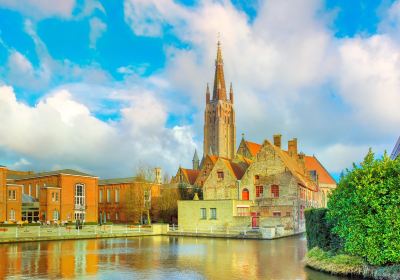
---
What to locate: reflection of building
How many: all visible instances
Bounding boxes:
[0,168,98,223]
[176,42,336,233]
[0,240,99,278]
[391,136,400,160]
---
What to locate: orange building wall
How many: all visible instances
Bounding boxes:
[59,175,98,223]
[13,174,98,223]
[98,182,161,223]
[6,185,22,222]
[0,167,7,222]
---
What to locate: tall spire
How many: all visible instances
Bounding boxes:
[212,40,227,101]
[206,83,210,103]
[229,82,234,103]
[192,149,199,170]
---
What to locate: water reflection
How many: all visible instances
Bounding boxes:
[0,236,354,280]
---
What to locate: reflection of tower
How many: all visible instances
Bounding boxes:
[203,41,236,159]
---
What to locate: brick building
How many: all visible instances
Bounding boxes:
[0,167,98,223]
[98,176,161,223]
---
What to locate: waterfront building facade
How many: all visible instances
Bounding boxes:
[98,177,161,224]
[0,168,98,223]
[177,41,337,233]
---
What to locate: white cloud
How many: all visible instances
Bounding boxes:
[89,17,107,48]
[0,85,196,177]
[0,0,76,19]
[122,0,399,174]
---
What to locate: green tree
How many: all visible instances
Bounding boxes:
[327,149,400,265]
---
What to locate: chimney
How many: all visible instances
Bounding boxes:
[273,134,282,148]
[298,152,306,172]
[288,138,298,157]
[154,167,162,184]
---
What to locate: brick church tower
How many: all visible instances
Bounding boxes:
[203,41,236,159]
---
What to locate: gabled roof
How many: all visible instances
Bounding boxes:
[245,141,262,157]
[235,154,253,165]
[8,169,97,180]
[304,156,336,185]
[220,158,248,180]
[181,168,200,185]
[208,155,219,164]
[264,140,318,191]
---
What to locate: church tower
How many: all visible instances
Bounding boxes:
[203,41,236,159]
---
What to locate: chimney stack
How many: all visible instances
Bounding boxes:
[273,134,282,148]
[288,138,298,157]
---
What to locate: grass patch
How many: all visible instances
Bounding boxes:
[305,247,400,279]
[305,247,365,276]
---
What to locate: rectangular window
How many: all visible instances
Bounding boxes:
[8,190,16,200]
[53,210,59,220]
[55,192,59,202]
[107,189,110,203]
[99,190,103,203]
[115,212,119,220]
[10,209,16,221]
[271,185,279,198]
[237,207,250,216]
[200,208,207,219]
[22,186,24,195]
[273,211,281,217]
[217,171,224,180]
[255,186,263,198]
[210,208,217,219]
[115,189,119,203]
[29,184,32,196]
[36,184,39,198]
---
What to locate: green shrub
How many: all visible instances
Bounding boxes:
[327,150,400,266]
[304,208,342,252]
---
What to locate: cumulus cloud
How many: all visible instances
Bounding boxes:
[123,0,399,173]
[0,0,76,19]
[0,85,196,177]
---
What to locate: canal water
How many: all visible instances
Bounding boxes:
[0,235,354,279]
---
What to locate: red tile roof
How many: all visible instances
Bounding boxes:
[221,158,247,180]
[245,141,262,157]
[304,156,336,185]
[181,168,200,185]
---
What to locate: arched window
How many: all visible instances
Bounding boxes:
[75,184,85,207]
[242,188,249,200]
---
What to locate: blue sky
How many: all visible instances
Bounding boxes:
[0,0,399,179]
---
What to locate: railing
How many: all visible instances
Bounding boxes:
[0,224,153,239]
[168,224,260,235]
